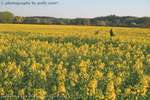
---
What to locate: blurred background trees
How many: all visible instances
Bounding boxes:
[0,11,14,23]
[0,11,150,27]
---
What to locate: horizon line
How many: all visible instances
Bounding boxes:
[1,11,150,19]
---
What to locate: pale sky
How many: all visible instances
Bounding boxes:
[0,0,149,18]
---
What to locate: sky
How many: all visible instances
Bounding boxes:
[0,0,150,18]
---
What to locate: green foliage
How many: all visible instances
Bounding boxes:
[1,11,150,27]
[0,11,14,23]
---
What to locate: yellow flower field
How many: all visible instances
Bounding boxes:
[0,24,150,99]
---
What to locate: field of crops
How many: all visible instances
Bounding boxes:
[0,24,150,99]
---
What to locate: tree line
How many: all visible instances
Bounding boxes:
[0,11,150,27]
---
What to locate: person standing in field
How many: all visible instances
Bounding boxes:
[110,29,115,37]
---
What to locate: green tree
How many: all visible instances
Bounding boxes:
[0,11,14,23]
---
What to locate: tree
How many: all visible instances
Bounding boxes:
[23,17,40,24]
[96,20,106,26]
[14,16,24,23]
[0,11,14,23]
[141,17,150,27]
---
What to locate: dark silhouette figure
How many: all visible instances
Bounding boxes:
[95,30,100,35]
[110,29,115,37]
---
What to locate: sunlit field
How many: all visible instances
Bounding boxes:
[0,24,150,99]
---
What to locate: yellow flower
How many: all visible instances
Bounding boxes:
[39,70,47,80]
[56,62,66,82]
[107,71,114,79]
[94,70,103,80]
[33,89,47,100]
[133,59,143,73]
[31,62,37,72]
[146,54,150,64]
[7,62,16,72]
[105,81,116,100]
[99,63,105,70]
[0,87,5,96]
[57,82,66,95]
[44,62,52,74]
[69,71,78,86]
[87,79,97,96]
[139,78,149,96]
[7,62,23,77]
[126,52,130,58]
[18,89,25,96]
[114,76,122,86]
[15,67,24,77]
[17,50,28,58]
[79,60,90,73]
[125,88,131,96]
